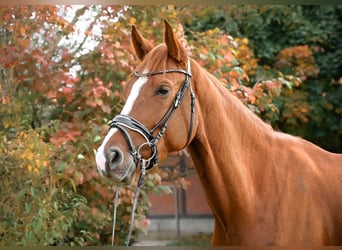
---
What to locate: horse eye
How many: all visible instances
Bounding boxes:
[156,86,170,96]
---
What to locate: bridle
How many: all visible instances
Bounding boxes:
[109,58,196,245]
[110,58,195,170]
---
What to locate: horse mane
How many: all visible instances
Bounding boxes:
[190,58,275,137]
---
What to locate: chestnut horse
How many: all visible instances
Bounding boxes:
[95,21,342,245]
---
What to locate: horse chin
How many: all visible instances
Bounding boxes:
[102,158,137,185]
[118,162,137,185]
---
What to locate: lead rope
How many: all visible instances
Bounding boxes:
[111,185,120,246]
[125,159,146,246]
[111,159,147,246]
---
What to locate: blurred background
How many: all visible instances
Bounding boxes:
[0,5,341,246]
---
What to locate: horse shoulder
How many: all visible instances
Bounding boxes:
[269,132,342,243]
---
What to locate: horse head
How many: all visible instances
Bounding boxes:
[95,21,196,184]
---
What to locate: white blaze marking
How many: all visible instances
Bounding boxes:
[95,128,117,172]
[121,76,148,115]
[95,74,148,172]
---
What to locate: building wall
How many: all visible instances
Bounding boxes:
[147,154,213,218]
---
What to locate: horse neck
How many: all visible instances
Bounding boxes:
[187,60,274,223]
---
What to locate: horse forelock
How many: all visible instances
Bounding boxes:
[134,44,183,75]
[125,44,186,102]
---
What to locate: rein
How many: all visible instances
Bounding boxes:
[110,59,195,245]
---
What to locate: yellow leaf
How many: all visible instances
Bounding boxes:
[129,17,136,24]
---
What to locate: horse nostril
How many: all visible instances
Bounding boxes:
[106,147,123,171]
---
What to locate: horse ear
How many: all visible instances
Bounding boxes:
[164,20,187,63]
[131,24,154,61]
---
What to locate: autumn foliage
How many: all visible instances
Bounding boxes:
[1,5,341,246]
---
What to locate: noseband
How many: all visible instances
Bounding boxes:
[110,59,195,170]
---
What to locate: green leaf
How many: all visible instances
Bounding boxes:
[233,66,244,76]
[77,154,85,160]
[31,187,35,197]
[93,135,101,143]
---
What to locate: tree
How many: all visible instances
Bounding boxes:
[179,5,342,152]
[0,6,165,246]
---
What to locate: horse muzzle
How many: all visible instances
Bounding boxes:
[96,144,136,185]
